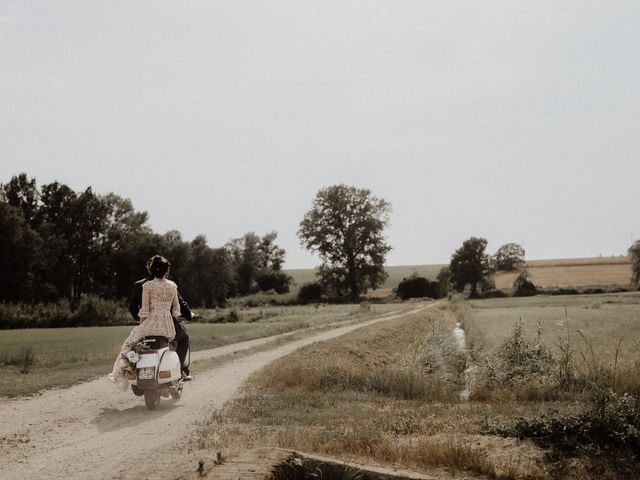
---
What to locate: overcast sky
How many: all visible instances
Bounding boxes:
[1,1,639,268]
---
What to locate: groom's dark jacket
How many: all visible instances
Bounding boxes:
[128,276,193,325]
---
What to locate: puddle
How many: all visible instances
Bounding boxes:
[271,454,423,480]
[453,321,477,401]
[453,321,466,350]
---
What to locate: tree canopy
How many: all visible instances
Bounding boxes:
[494,243,526,271]
[0,173,286,306]
[298,185,391,300]
[225,231,290,295]
[449,237,491,297]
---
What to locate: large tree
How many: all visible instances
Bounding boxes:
[494,242,526,271]
[449,237,491,297]
[298,185,391,301]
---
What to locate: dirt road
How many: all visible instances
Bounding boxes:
[0,303,433,479]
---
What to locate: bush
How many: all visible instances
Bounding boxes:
[255,271,291,294]
[0,296,130,329]
[297,282,326,304]
[487,387,640,476]
[513,270,537,297]
[395,273,442,300]
[474,320,554,398]
[479,289,508,299]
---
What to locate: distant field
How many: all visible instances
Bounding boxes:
[0,304,398,397]
[287,256,632,296]
[494,256,632,289]
[286,264,446,296]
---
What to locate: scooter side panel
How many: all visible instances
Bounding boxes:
[158,350,182,383]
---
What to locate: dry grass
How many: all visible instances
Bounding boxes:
[192,294,640,479]
[466,293,640,372]
[194,309,547,479]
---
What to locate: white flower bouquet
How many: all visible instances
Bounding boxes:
[126,350,140,364]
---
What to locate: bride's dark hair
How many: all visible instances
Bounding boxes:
[147,255,170,279]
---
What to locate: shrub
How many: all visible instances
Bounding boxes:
[297,282,326,304]
[395,273,442,300]
[0,296,130,329]
[72,295,130,327]
[479,289,508,299]
[255,271,291,294]
[474,320,554,399]
[513,270,537,297]
[487,387,640,476]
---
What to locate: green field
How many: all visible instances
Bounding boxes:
[0,304,401,397]
[465,292,640,370]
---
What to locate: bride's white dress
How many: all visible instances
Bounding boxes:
[109,278,180,388]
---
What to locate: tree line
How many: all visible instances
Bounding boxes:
[3,172,638,310]
[0,173,290,306]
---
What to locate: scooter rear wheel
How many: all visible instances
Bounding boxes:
[144,390,161,410]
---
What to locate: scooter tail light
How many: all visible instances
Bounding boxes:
[126,371,136,380]
[159,370,172,379]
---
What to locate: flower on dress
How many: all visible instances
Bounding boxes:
[126,350,140,364]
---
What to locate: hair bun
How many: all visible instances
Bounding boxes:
[148,255,170,278]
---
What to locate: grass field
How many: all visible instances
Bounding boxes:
[195,294,640,479]
[465,292,640,370]
[0,304,400,397]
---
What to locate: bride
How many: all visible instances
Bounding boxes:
[108,255,180,388]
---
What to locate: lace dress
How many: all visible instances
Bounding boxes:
[109,278,180,387]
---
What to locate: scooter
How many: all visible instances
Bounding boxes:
[125,336,189,410]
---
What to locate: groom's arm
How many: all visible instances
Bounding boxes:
[128,280,144,322]
[177,291,193,321]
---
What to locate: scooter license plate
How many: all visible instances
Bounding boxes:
[138,367,155,380]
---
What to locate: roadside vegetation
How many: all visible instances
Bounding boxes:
[0,304,399,397]
[193,307,548,479]
[193,293,640,479]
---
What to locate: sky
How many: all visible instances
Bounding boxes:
[1,1,639,268]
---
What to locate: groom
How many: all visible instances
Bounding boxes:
[128,261,193,381]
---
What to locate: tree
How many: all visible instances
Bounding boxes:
[395,273,440,300]
[494,243,526,271]
[298,185,391,301]
[513,270,537,297]
[0,173,40,228]
[436,267,451,298]
[629,240,640,287]
[449,237,491,297]
[226,231,289,295]
[183,235,233,307]
[0,203,44,301]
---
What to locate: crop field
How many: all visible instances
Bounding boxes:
[195,294,640,479]
[287,257,632,298]
[0,304,400,397]
[494,256,632,289]
[465,292,640,370]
